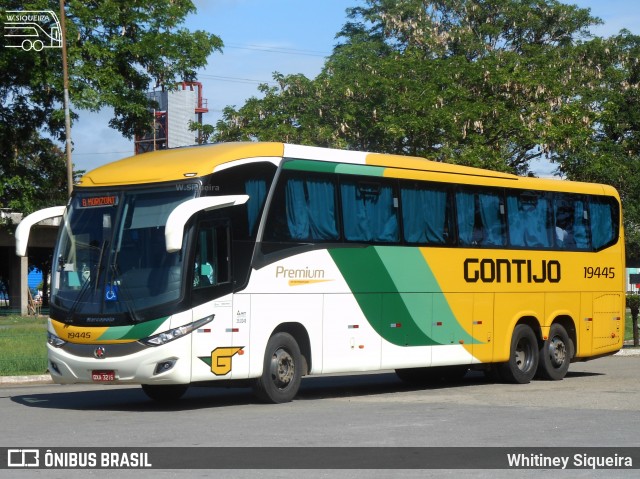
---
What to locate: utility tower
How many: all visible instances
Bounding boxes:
[134,81,208,154]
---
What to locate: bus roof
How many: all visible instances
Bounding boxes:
[79,142,285,186]
[77,142,617,198]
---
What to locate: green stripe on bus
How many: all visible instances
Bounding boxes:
[376,247,477,345]
[282,159,386,177]
[97,316,168,341]
[329,246,477,346]
[329,247,435,346]
[334,164,385,177]
[282,159,338,173]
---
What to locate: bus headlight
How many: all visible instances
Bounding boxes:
[47,332,67,348]
[140,315,215,347]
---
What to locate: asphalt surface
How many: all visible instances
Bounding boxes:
[2,347,639,478]
[2,344,638,386]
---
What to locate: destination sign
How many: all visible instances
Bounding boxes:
[80,196,118,208]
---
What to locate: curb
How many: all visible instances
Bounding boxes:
[0,374,53,386]
[615,347,640,357]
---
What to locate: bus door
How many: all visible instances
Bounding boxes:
[190,220,239,381]
[577,292,593,356]
[591,292,623,353]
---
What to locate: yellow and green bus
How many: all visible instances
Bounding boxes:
[16,142,624,403]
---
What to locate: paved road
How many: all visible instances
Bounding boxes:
[1,355,639,478]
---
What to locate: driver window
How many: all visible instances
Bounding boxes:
[193,221,230,289]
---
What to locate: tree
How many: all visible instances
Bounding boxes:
[188,120,215,144]
[212,0,640,262]
[553,30,640,264]
[215,0,604,173]
[0,0,222,216]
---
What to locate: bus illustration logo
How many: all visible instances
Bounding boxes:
[3,10,62,51]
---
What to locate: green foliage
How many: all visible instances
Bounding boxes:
[214,0,605,174]
[626,294,640,347]
[626,293,640,316]
[212,0,640,263]
[0,316,48,376]
[62,0,222,138]
[0,0,222,216]
[188,120,215,144]
[0,135,69,217]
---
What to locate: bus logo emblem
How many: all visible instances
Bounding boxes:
[94,346,106,359]
[3,10,62,51]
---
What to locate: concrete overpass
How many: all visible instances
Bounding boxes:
[0,210,60,315]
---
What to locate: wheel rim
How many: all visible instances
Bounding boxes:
[270,348,295,389]
[514,338,533,371]
[547,336,567,368]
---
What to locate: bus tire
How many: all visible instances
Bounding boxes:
[537,323,571,380]
[253,332,302,404]
[141,384,189,402]
[498,324,539,384]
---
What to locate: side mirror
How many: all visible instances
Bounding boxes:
[15,206,66,256]
[164,195,249,253]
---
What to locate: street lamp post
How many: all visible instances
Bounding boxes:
[59,0,73,196]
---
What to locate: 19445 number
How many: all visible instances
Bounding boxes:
[583,266,615,279]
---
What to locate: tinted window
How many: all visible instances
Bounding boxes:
[400,183,451,245]
[341,180,399,243]
[265,173,339,241]
[456,189,506,247]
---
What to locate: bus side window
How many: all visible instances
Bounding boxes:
[341,180,399,243]
[590,197,617,250]
[553,194,591,250]
[265,173,338,242]
[553,195,576,249]
[400,183,450,245]
[192,222,230,289]
[456,189,505,247]
[506,192,551,248]
[286,176,338,241]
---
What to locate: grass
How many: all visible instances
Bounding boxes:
[0,315,48,376]
[626,312,639,345]
[0,312,637,377]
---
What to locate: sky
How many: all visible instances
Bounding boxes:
[68,0,640,175]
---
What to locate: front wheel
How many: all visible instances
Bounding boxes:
[141,384,189,402]
[253,332,302,403]
[537,323,571,380]
[498,324,539,384]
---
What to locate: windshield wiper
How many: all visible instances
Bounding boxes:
[108,249,141,324]
[66,240,109,323]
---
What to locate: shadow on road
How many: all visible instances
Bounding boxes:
[9,368,603,412]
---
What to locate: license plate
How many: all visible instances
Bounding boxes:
[92,370,116,382]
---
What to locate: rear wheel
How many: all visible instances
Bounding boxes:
[498,324,539,384]
[253,332,302,403]
[141,384,189,402]
[537,323,571,380]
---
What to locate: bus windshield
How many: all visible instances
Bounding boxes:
[51,186,196,321]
